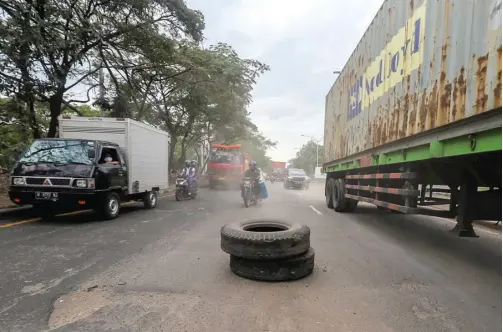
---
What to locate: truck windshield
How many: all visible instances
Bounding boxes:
[19,140,95,165]
[209,149,241,165]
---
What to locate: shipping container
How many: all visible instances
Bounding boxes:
[322,0,502,237]
[325,0,501,161]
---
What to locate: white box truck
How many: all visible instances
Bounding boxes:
[8,116,170,220]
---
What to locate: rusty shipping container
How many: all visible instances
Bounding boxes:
[324,0,502,162]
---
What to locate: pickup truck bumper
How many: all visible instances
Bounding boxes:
[8,187,97,208]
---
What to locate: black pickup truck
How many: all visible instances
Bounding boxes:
[8,138,159,220]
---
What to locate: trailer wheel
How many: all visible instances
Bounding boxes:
[333,178,354,212]
[143,190,158,209]
[325,179,335,208]
[332,179,346,212]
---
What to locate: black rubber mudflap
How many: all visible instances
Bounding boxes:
[221,219,310,260]
[229,247,315,281]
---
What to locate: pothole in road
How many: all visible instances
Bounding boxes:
[48,286,202,330]
[48,287,110,330]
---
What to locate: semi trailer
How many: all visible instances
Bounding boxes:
[323,0,502,237]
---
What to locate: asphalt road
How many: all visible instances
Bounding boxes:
[0,184,500,332]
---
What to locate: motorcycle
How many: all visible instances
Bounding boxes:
[175,176,197,201]
[242,177,258,208]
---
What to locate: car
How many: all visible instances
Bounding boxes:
[284,168,310,190]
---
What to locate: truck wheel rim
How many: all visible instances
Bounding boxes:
[109,198,119,215]
[149,193,156,205]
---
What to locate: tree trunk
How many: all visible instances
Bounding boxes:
[168,135,177,172]
[47,92,64,137]
[27,99,41,138]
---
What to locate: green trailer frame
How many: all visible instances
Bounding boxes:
[323,109,502,237]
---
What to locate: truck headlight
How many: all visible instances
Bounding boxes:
[75,179,87,188]
[12,177,25,185]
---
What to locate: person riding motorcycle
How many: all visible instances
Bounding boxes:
[189,160,198,193]
[241,161,261,199]
[181,160,197,195]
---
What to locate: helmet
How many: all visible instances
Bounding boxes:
[250,160,257,168]
[190,160,197,166]
[184,160,190,167]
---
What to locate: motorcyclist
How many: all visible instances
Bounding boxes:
[181,160,194,195]
[241,160,261,199]
[189,160,198,193]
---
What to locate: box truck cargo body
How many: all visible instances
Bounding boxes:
[323,0,502,237]
[59,116,170,194]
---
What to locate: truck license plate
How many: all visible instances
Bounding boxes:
[35,192,58,200]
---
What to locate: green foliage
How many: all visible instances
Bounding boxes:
[288,140,324,176]
[0,1,274,170]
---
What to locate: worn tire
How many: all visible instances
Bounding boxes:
[325,178,335,208]
[332,178,347,212]
[98,192,120,220]
[143,190,158,209]
[221,219,310,260]
[230,247,315,281]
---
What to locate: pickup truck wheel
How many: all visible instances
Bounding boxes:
[143,190,157,209]
[230,247,315,281]
[325,179,335,208]
[221,219,310,260]
[100,192,120,220]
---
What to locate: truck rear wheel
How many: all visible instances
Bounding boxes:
[333,178,355,213]
[143,190,158,209]
[325,178,334,208]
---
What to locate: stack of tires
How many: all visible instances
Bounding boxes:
[220,219,314,281]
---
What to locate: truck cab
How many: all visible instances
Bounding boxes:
[8,138,156,220]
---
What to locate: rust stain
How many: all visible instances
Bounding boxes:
[409,93,418,135]
[475,53,489,114]
[494,46,502,108]
[419,90,428,132]
[401,76,411,138]
[452,67,467,122]
[440,81,452,124]
[436,42,449,127]
[428,81,439,130]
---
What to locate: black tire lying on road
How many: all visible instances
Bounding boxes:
[221,219,310,260]
[230,247,315,281]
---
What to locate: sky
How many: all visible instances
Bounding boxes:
[186,0,383,161]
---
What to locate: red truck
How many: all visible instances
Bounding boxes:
[207,144,251,189]
[270,161,286,182]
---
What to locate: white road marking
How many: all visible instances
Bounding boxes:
[309,205,323,216]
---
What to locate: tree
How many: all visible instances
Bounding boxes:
[0,0,204,136]
[288,140,324,176]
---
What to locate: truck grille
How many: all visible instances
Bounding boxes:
[292,177,305,181]
[25,178,71,186]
